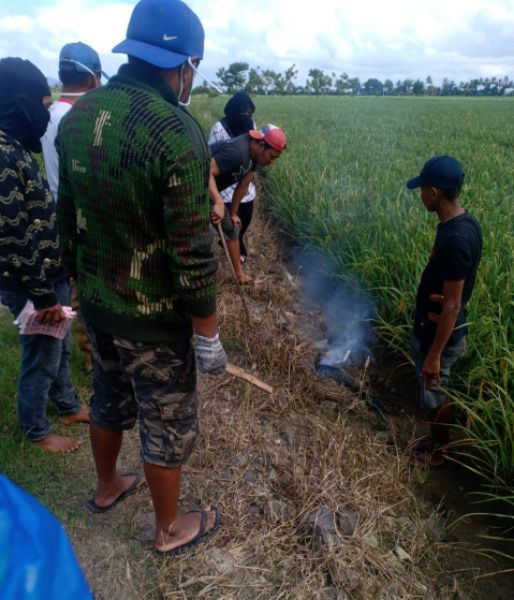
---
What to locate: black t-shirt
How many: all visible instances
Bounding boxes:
[211,134,256,192]
[414,211,482,350]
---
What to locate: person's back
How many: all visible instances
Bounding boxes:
[58,63,216,341]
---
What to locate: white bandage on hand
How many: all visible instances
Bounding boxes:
[194,333,227,375]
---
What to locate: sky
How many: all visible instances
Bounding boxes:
[0,0,513,86]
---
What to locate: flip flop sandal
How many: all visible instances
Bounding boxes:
[155,506,222,558]
[86,472,144,513]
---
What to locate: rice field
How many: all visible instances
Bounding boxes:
[195,94,514,511]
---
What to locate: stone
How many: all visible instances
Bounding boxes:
[363,532,380,548]
[422,515,448,542]
[268,468,279,483]
[223,468,234,480]
[267,499,295,523]
[394,545,412,562]
[244,470,258,484]
[249,504,263,517]
[303,506,340,550]
[235,454,249,467]
[337,506,358,537]
[204,547,236,576]
[279,424,297,446]
[320,400,338,417]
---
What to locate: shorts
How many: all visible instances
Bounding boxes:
[410,333,466,411]
[87,325,198,468]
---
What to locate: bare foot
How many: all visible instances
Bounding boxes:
[60,408,90,425]
[93,473,146,509]
[34,433,82,453]
[156,506,218,553]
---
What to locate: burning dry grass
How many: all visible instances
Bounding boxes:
[73,206,474,599]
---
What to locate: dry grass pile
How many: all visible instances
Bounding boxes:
[74,207,473,599]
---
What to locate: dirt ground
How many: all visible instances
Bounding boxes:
[60,205,513,599]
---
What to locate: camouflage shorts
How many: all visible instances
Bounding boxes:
[87,325,198,468]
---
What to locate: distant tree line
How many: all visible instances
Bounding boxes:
[194,62,514,97]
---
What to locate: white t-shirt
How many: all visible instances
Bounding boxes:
[41,100,73,201]
[208,120,256,205]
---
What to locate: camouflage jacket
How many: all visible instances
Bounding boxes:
[0,130,64,308]
[57,62,217,342]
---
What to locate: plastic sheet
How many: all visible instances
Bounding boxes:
[0,476,92,599]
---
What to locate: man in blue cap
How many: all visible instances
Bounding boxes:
[42,42,104,202]
[406,156,482,467]
[57,0,225,556]
[42,42,104,373]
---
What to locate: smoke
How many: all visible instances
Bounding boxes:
[293,248,376,367]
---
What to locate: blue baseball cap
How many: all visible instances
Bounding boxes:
[59,42,105,76]
[407,155,465,189]
[112,0,204,69]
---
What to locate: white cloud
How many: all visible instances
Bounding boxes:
[0,0,512,84]
[0,15,35,33]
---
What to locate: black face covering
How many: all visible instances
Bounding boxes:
[0,57,51,153]
[222,92,256,137]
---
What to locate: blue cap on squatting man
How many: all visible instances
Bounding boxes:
[59,42,109,79]
[406,155,465,190]
[112,0,204,69]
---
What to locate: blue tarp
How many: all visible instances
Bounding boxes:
[0,475,92,599]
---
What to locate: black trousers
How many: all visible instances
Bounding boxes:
[226,200,254,257]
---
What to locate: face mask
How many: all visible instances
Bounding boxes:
[178,57,223,107]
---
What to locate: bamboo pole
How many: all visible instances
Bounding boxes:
[226,362,273,395]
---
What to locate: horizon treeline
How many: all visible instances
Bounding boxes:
[194,62,514,97]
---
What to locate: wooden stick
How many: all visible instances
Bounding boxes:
[226,362,273,395]
[216,223,251,323]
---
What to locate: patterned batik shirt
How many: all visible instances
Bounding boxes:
[0,130,64,308]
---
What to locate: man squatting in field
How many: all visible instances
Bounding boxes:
[42,41,105,374]
[208,92,257,264]
[57,0,227,556]
[209,124,287,283]
[406,156,482,467]
[0,58,89,453]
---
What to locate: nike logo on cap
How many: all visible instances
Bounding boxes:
[163,34,178,41]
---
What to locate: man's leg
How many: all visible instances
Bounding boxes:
[222,205,252,283]
[114,336,218,552]
[0,289,81,452]
[410,334,467,465]
[226,239,252,282]
[87,325,141,507]
[145,463,217,553]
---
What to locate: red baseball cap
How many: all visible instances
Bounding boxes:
[249,124,287,151]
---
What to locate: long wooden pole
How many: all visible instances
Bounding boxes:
[226,362,273,395]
